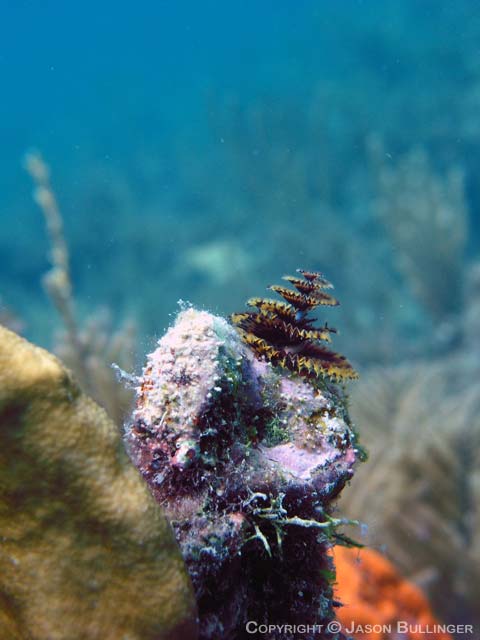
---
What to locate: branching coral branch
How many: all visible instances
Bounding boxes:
[369,138,468,324]
[340,354,480,628]
[24,150,90,392]
[24,151,136,425]
[0,297,23,334]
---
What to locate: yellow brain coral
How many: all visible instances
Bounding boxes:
[0,326,198,640]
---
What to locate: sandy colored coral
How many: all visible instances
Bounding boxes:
[0,325,198,640]
[333,546,452,640]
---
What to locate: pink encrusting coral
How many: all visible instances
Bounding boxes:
[126,305,360,640]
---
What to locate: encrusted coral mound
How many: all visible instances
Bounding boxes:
[126,306,360,640]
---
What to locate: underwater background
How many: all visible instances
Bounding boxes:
[1,0,479,636]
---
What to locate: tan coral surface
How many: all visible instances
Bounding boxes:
[0,325,198,640]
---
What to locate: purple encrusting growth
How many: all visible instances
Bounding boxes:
[125,306,360,640]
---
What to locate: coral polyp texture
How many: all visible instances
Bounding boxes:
[231,270,358,382]
[125,297,360,640]
[0,325,197,640]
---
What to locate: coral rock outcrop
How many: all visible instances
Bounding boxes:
[126,306,360,639]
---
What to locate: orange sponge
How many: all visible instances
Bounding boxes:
[333,546,452,640]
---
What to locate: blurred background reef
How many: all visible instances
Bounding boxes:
[1,0,479,637]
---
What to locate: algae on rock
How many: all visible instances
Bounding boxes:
[126,307,360,639]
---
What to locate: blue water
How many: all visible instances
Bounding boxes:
[1,0,478,363]
[2,3,479,632]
